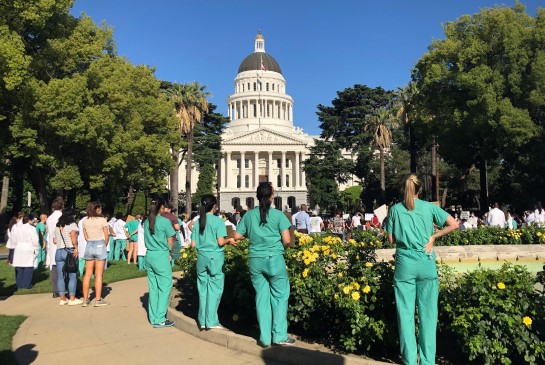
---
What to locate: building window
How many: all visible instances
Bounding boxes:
[277,159,281,168]
[253,82,256,91]
[236,158,240,168]
[285,159,289,167]
[248,82,250,90]
[245,159,249,168]
[245,175,249,188]
[253,104,257,117]
[277,175,281,187]
[242,83,244,92]
[266,83,269,91]
[237,175,241,188]
[272,84,275,91]
[246,197,254,209]
[286,175,290,187]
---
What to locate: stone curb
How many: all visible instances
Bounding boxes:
[168,294,395,365]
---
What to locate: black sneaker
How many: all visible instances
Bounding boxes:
[274,338,296,346]
[153,320,175,328]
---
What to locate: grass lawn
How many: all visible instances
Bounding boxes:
[0,259,180,296]
[0,315,26,365]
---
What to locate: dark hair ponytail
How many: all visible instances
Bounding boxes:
[257,182,273,225]
[148,197,165,234]
[199,195,217,232]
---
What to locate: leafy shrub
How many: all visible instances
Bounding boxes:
[436,225,545,246]
[439,264,545,364]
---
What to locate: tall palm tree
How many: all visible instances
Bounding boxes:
[365,108,396,204]
[164,82,210,212]
[395,81,419,173]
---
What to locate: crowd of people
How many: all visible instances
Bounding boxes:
[4,180,545,359]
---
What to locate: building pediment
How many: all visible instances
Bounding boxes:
[224,128,307,145]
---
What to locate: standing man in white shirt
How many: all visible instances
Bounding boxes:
[112,213,127,261]
[308,211,324,234]
[487,202,506,228]
[46,197,64,298]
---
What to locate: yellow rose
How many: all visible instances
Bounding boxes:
[334,293,339,300]
[182,253,188,259]
[337,272,343,278]
[351,292,360,301]
[497,282,506,290]
[352,282,360,290]
[365,262,373,268]
[302,268,309,278]
[362,285,371,294]
[304,258,311,265]
[522,316,532,326]
[343,286,351,294]
[331,253,338,259]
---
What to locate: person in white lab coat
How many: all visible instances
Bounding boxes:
[46,197,64,297]
[12,214,40,289]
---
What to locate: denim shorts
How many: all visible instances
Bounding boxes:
[84,240,108,260]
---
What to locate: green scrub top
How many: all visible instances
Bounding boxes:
[36,222,46,244]
[124,220,140,242]
[191,213,227,253]
[144,216,176,252]
[237,207,291,258]
[384,199,450,251]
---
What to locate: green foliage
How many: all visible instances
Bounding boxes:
[0,315,26,365]
[436,225,545,246]
[193,163,216,204]
[339,185,363,212]
[440,264,545,364]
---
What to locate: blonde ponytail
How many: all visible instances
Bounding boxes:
[403,174,422,211]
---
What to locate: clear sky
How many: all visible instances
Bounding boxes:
[71,0,543,136]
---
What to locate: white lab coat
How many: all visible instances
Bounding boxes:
[137,223,146,256]
[12,223,39,267]
[46,210,62,269]
[77,217,88,259]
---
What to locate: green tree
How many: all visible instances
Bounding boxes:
[193,163,216,205]
[303,140,354,211]
[163,82,210,213]
[413,3,543,210]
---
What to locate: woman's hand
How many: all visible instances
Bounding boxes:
[424,236,435,253]
[228,238,237,247]
[73,248,79,258]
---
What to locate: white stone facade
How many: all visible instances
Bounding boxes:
[177,32,358,212]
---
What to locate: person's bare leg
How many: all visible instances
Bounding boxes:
[127,244,133,264]
[94,260,106,300]
[83,260,95,301]
[132,243,138,264]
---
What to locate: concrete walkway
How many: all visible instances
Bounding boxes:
[0,276,282,365]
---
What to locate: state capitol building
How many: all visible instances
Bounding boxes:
[178,32,356,212]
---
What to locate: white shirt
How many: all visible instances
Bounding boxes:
[487,208,506,228]
[352,215,362,227]
[137,223,146,256]
[77,217,88,259]
[45,210,62,268]
[291,212,299,226]
[113,219,127,239]
[12,223,39,267]
[308,216,323,233]
[535,209,545,226]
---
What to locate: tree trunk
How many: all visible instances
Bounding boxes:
[29,167,48,213]
[0,166,9,237]
[126,184,135,215]
[12,167,24,214]
[431,137,438,202]
[441,187,448,208]
[66,189,77,209]
[185,129,194,214]
[479,157,489,214]
[379,146,385,204]
[169,148,179,211]
[409,120,417,173]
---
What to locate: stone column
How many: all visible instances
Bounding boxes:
[294,151,299,188]
[301,152,306,188]
[281,152,286,188]
[268,152,273,185]
[254,151,259,188]
[240,151,245,189]
[226,152,231,188]
[220,153,225,189]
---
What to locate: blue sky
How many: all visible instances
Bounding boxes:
[71,0,543,136]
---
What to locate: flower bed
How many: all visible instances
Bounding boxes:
[177,232,545,364]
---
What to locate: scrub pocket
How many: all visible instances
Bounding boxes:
[85,240,108,260]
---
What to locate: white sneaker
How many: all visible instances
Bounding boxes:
[59,299,68,306]
[68,298,83,306]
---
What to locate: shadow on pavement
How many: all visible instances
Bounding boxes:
[13,344,38,365]
[260,344,346,365]
[139,292,149,316]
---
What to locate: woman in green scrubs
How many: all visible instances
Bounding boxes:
[384,175,458,365]
[144,197,176,328]
[234,183,295,347]
[191,195,235,329]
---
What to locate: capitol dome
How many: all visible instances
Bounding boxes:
[238,52,282,74]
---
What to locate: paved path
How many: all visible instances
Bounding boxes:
[0,276,281,365]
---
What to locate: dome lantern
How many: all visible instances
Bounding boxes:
[255,30,265,52]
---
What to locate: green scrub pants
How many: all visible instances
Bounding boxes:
[196,251,224,328]
[138,255,146,270]
[78,258,86,277]
[145,250,172,325]
[108,236,114,260]
[249,254,290,346]
[36,247,46,269]
[394,248,438,365]
[114,239,127,261]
